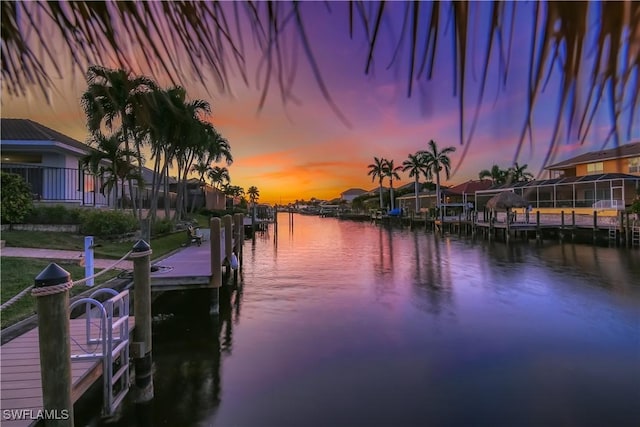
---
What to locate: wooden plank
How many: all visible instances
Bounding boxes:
[0,317,134,422]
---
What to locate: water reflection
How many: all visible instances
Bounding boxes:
[91,214,639,427]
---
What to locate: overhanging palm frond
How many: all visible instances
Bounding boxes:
[2,1,637,167]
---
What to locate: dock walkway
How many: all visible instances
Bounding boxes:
[1,318,135,427]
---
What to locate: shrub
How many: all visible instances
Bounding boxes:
[1,172,33,224]
[152,218,174,236]
[628,198,640,214]
[24,205,83,224]
[79,210,138,238]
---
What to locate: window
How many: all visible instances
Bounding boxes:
[586,162,603,175]
[629,157,640,174]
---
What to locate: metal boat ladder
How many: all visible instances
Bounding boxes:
[632,225,640,248]
[69,289,130,416]
[608,226,617,244]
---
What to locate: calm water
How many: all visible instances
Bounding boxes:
[99,213,640,427]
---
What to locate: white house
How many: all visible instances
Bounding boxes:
[1,118,115,206]
[340,188,367,202]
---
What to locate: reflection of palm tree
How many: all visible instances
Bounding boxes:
[402,153,430,212]
[367,157,387,209]
[421,140,456,221]
[384,159,402,211]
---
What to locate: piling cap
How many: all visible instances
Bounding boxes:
[132,240,151,252]
[34,263,71,288]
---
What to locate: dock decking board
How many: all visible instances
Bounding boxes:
[1,318,135,427]
[150,231,232,289]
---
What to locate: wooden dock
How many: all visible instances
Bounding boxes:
[0,318,135,427]
[150,227,233,291]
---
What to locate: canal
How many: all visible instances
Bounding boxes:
[95,213,640,426]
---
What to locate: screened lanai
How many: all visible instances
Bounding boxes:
[474,173,640,210]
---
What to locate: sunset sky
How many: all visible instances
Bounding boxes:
[2,2,638,204]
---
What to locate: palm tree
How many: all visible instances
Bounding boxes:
[367,157,387,209]
[384,159,402,211]
[82,132,141,209]
[402,152,430,213]
[82,66,158,217]
[507,162,534,183]
[208,166,230,189]
[247,186,260,205]
[479,165,508,185]
[421,140,456,221]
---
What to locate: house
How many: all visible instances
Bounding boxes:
[1,118,113,206]
[1,118,179,210]
[340,188,367,202]
[546,141,640,177]
[475,141,640,213]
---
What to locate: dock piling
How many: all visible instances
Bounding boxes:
[33,263,74,427]
[210,217,222,313]
[130,240,154,403]
[223,215,233,268]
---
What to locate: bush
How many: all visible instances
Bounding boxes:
[79,210,138,238]
[152,218,174,236]
[628,198,640,214]
[1,172,33,224]
[24,205,83,224]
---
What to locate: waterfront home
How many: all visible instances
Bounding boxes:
[1,118,114,206]
[475,141,640,216]
[340,188,367,203]
[1,118,180,210]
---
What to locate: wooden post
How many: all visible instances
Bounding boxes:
[274,208,278,238]
[536,211,541,242]
[223,215,233,267]
[571,210,576,241]
[625,212,631,247]
[506,209,511,243]
[210,217,222,314]
[593,210,598,244]
[131,240,153,403]
[233,213,243,281]
[33,263,74,427]
[560,210,565,242]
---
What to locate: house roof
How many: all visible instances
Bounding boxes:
[1,118,91,153]
[546,141,640,170]
[446,179,493,195]
[340,188,367,196]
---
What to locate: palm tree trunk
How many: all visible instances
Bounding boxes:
[435,172,442,221]
[390,179,395,210]
[414,177,420,212]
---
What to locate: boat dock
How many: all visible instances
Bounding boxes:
[1,318,135,427]
[1,214,248,426]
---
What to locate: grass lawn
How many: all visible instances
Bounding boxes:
[0,258,120,328]
[0,230,190,328]
[2,230,189,259]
